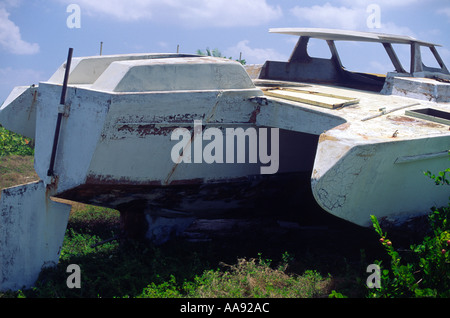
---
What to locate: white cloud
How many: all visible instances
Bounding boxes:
[66,0,155,21]
[339,0,419,8]
[290,2,415,36]
[438,7,450,20]
[290,3,365,30]
[177,0,282,27]
[56,0,282,27]
[0,7,39,55]
[225,40,288,64]
[377,22,415,37]
[0,0,22,8]
[158,41,169,49]
[0,67,44,104]
[0,67,43,87]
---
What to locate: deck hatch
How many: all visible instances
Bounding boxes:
[405,108,450,126]
[263,88,359,109]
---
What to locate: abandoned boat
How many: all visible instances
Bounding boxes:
[254,28,449,227]
[0,28,449,291]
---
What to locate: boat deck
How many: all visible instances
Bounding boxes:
[254,79,450,143]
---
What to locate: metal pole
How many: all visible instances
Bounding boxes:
[48,48,73,177]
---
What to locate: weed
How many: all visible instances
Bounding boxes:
[137,255,331,298]
[369,208,449,297]
[202,255,327,298]
[367,162,450,298]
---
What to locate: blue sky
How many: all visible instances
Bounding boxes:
[1,0,450,104]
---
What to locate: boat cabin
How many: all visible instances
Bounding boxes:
[257,28,450,95]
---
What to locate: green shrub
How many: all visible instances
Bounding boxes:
[368,162,450,298]
[137,253,331,298]
[0,126,34,157]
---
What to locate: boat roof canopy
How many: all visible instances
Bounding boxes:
[269,28,440,47]
[265,27,449,77]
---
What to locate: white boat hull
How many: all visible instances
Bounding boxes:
[1,45,449,290]
[312,132,450,226]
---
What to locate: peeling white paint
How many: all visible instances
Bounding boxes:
[0,181,71,291]
[0,40,449,292]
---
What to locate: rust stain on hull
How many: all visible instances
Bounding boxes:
[86,174,163,186]
[248,105,261,123]
[387,115,446,129]
[117,124,182,137]
[318,134,340,142]
[60,172,313,217]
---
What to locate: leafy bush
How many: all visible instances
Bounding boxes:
[138,253,331,298]
[196,47,246,65]
[0,126,34,157]
[368,162,450,298]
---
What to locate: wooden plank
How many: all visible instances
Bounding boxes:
[263,88,359,109]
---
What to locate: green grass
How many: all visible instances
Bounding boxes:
[0,155,38,190]
[0,188,341,299]
[5,204,334,298]
[0,126,37,190]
